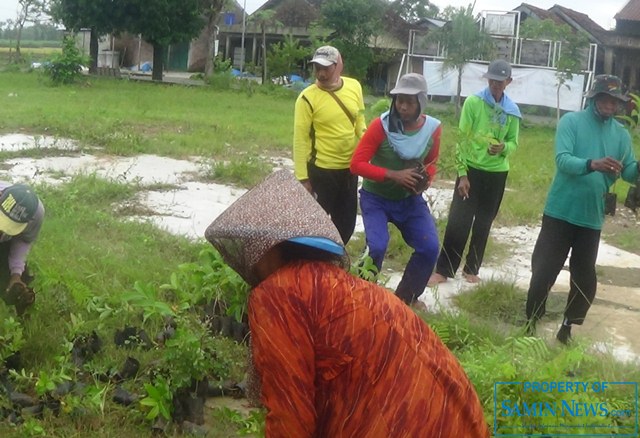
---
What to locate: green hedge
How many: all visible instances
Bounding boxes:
[0,39,62,48]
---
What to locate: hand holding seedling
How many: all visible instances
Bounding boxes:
[386,168,423,193]
[7,273,25,292]
[487,142,505,155]
[590,157,622,174]
[457,176,471,200]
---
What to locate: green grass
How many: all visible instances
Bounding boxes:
[0,72,639,436]
[0,72,297,160]
[11,175,199,366]
[0,48,61,72]
[0,41,61,49]
[436,283,640,434]
[0,175,249,437]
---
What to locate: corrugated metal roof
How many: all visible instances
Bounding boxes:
[551,5,606,36]
[516,3,566,26]
[422,18,446,28]
[615,0,640,21]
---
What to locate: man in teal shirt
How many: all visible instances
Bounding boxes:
[429,59,521,285]
[525,75,640,344]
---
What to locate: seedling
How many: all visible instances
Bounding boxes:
[140,378,173,421]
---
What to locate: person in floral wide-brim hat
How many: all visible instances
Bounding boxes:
[205,169,489,438]
[0,182,44,316]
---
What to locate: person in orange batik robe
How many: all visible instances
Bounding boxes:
[205,170,490,438]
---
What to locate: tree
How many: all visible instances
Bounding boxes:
[17,22,62,40]
[320,0,387,81]
[250,10,280,84]
[0,20,16,43]
[124,0,205,81]
[14,0,48,58]
[438,5,460,21]
[520,19,590,121]
[50,0,125,73]
[201,0,227,78]
[390,0,439,23]
[428,5,494,117]
[267,34,310,80]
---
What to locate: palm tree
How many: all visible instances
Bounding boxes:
[429,5,494,117]
[250,10,279,84]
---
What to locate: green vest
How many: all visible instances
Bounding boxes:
[362,118,439,200]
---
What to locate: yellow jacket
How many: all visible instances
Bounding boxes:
[293,77,366,180]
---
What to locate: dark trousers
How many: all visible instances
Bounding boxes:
[435,167,507,277]
[359,190,439,303]
[307,162,358,244]
[526,215,600,325]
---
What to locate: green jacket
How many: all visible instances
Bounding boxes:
[455,94,520,176]
[544,101,639,230]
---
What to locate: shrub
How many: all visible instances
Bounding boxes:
[207,71,234,90]
[42,35,89,85]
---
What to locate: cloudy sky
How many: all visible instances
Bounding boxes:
[0,0,630,30]
[430,0,629,29]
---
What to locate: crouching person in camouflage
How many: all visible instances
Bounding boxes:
[0,183,44,316]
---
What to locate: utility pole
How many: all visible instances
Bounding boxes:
[239,0,247,74]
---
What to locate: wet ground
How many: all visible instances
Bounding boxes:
[2,133,639,363]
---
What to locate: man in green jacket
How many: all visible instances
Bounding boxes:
[526,75,640,344]
[429,59,521,285]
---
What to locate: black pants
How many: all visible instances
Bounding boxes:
[435,167,507,277]
[526,215,600,325]
[307,162,358,244]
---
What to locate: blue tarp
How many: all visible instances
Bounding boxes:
[231,69,256,78]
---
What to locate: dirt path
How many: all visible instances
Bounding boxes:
[413,219,640,362]
[517,214,640,360]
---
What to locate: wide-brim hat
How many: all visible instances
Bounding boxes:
[584,74,629,102]
[0,183,39,236]
[205,170,348,286]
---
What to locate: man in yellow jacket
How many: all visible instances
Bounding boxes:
[293,45,366,244]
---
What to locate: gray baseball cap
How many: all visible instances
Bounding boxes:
[483,59,512,81]
[390,73,428,95]
[310,46,340,67]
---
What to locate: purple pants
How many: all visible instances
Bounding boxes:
[359,189,439,303]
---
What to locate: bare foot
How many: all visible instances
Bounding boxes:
[410,300,428,313]
[463,273,481,283]
[427,273,447,287]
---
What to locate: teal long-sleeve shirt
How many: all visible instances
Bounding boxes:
[544,101,639,230]
[455,94,520,176]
